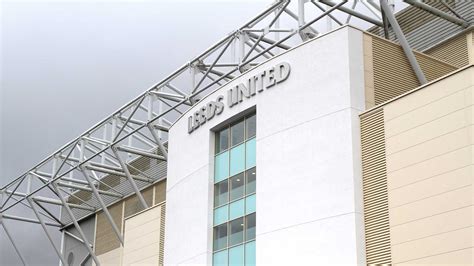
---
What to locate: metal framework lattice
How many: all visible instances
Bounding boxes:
[0,1,470,265]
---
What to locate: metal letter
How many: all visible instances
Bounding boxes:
[188,116,194,134]
[237,83,251,102]
[215,96,225,115]
[199,106,207,125]
[275,62,291,83]
[265,68,276,88]
[206,102,216,120]
[257,72,266,92]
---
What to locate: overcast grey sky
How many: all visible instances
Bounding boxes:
[1,1,269,265]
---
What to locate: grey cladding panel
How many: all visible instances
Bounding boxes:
[63,216,96,266]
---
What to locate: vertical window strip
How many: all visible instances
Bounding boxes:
[213,114,256,266]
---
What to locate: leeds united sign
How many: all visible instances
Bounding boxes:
[188,62,290,134]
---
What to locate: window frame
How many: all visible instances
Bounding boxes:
[212,213,257,252]
[212,113,257,263]
[213,168,256,209]
[214,113,257,156]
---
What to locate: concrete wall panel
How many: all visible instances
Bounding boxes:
[122,204,163,266]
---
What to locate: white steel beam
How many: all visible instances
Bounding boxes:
[56,181,122,198]
[112,148,148,209]
[380,0,427,84]
[116,145,165,161]
[27,197,67,266]
[64,230,89,245]
[0,216,27,265]
[33,196,95,212]
[80,168,124,245]
[1,213,61,227]
[85,164,152,183]
[51,183,100,266]
[320,0,383,26]
[148,125,168,160]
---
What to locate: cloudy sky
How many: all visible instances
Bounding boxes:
[1,1,269,265]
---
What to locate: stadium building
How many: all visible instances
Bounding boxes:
[1,1,473,265]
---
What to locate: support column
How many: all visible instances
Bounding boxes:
[0,215,27,266]
[380,0,427,84]
[27,197,67,266]
[80,167,124,245]
[51,184,100,266]
[112,148,148,209]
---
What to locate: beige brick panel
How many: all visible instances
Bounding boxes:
[389,185,472,226]
[390,206,473,245]
[391,227,472,264]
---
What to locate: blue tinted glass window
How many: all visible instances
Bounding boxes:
[231,120,245,146]
[229,245,244,266]
[229,173,244,201]
[214,205,229,225]
[229,199,245,220]
[213,223,228,251]
[229,217,244,246]
[213,249,228,266]
[216,128,229,153]
[213,114,256,266]
[245,167,256,195]
[246,114,256,140]
[245,213,256,241]
[245,241,256,266]
[214,180,229,207]
[245,194,256,215]
[230,144,245,176]
[245,138,256,169]
[215,151,229,183]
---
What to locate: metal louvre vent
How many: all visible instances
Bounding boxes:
[154,180,166,204]
[372,36,419,104]
[425,31,470,68]
[415,52,458,81]
[360,109,391,265]
[158,203,166,265]
[371,35,457,105]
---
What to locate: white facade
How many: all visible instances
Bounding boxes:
[165,26,367,265]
